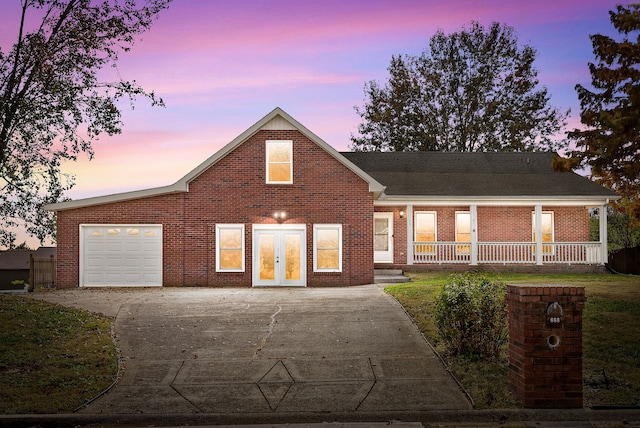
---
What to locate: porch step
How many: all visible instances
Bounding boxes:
[374,269,411,284]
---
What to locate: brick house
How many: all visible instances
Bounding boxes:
[46,108,618,288]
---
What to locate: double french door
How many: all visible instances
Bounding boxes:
[252,225,306,287]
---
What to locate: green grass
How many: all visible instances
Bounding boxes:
[386,272,640,409]
[0,294,118,414]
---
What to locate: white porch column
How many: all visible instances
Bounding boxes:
[535,205,543,265]
[470,204,478,265]
[406,205,414,265]
[599,204,608,265]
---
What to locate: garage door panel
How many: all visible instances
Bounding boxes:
[125,242,142,252]
[124,273,143,283]
[81,224,162,287]
[85,257,105,268]
[85,272,105,283]
[142,273,161,282]
[85,242,105,252]
[105,257,124,268]
[142,240,160,249]
[140,258,160,268]
[124,257,143,268]
[104,242,123,252]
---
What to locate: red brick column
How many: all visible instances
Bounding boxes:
[507,284,586,408]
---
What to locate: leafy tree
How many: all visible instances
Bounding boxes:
[0,0,171,248]
[7,241,33,251]
[590,207,640,253]
[351,21,568,153]
[569,4,640,225]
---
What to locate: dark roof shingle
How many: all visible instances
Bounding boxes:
[341,152,617,198]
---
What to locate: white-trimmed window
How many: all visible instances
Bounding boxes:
[532,211,554,254]
[216,224,245,272]
[266,140,293,184]
[415,211,437,254]
[314,224,342,272]
[455,211,471,254]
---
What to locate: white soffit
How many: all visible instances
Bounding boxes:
[374,196,614,207]
[261,116,297,130]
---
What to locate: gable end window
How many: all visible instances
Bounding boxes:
[266,140,293,184]
[216,224,245,272]
[314,224,342,272]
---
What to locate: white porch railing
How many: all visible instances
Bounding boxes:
[478,242,534,264]
[414,242,470,264]
[413,242,602,265]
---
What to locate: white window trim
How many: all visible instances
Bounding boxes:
[532,211,555,254]
[313,224,342,272]
[216,224,245,272]
[414,211,437,254]
[266,140,293,184]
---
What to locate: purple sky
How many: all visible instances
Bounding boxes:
[0,0,624,246]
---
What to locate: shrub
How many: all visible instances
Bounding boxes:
[434,272,508,359]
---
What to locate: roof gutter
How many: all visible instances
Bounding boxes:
[374,194,620,207]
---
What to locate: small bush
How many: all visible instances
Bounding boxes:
[434,272,507,359]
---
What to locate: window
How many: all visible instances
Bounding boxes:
[314,224,342,272]
[455,212,471,254]
[374,217,389,252]
[532,211,554,254]
[415,211,436,254]
[266,140,293,184]
[216,224,245,272]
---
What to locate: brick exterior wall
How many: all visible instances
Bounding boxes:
[507,284,586,408]
[56,194,185,288]
[55,129,374,288]
[384,205,590,244]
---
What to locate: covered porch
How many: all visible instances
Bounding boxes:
[376,203,610,268]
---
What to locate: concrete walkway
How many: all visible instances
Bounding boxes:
[28,284,471,423]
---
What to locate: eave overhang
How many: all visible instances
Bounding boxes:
[373,194,619,207]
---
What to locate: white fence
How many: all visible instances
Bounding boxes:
[413,242,602,265]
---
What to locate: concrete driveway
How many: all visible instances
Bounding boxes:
[30,284,471,423]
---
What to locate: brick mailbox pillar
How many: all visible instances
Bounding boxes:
[507,284,586,408]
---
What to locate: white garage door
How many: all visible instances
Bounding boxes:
[81,225,162,287]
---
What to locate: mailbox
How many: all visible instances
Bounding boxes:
[546,301,564,325]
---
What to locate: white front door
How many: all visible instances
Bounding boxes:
[374,213,394,263]
[253,225,306,287]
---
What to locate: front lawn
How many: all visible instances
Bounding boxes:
[386,272,640,409]
[0,294,118,414]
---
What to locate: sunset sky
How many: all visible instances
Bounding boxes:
[0,0,624,247]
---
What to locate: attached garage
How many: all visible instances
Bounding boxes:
[80,224,162,287]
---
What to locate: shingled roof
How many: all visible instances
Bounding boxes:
[341,152,618,198]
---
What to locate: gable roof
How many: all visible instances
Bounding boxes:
[342,151,618,204]
[45,108,385,211]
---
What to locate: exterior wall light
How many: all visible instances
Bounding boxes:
[399,210,405,218]
[273,211,287,222]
